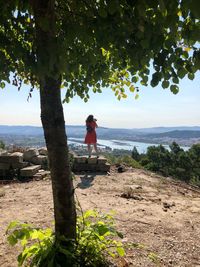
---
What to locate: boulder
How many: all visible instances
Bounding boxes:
[38,147,48,156]
[31,155,48,165]
[23,149,39,162]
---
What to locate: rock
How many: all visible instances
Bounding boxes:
[96,163,111,172]
[38,147,48,156]
[34,170,50,179]
[74,156,87,163]
[23,148,39,161]
[117,165,126,173]
[97,157,107,164]
[0,163,10,170]
[87,156,97,164]
[11,162,29,169]
[20,165,41,177]
[0,153,23,164]
[11,152,23,161]
[31,155,48,165]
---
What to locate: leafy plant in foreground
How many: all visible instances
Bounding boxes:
[6,210,125,267]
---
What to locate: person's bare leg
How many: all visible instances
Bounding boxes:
[87,144,92,157]
[94,144,99,157]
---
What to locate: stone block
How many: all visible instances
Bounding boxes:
[20,165,41,177]
[33,170,50,180]
[0,162,10,170]
[23,149,39,162]
[87,156,97,164]
[74,156,87,163]
[38,147,48,156]
[0,161,28,170]
[0,153,23,164]
[11,152,23,162]
[72,162,87,172]
[86,164,97,172]
[97,157,107,164]
[31,155,48,165]
[96,163,111,172]
[11,162,29,169]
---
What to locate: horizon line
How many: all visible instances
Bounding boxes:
[0,124,200,130]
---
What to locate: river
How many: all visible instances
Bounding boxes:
[68,138,189,154]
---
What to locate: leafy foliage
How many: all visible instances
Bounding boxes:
[135,142,200,184]
[0,1,199,101]
[6,210,125,267]
[105,153,142,169]
[0,140,5,149]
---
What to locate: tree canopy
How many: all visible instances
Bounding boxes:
[0,0,199,100]
[0,0,200,243]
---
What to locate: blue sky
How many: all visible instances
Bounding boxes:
[0,72,199,129]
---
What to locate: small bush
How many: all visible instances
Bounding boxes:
[0,140,5,149]
[105,154,141,169]
[7,210,125,267]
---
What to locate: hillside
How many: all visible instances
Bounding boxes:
[147,130,200,139]
[1,168,200,266]
[0,125,200,147]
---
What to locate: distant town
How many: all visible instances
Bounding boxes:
[0,125,200,153]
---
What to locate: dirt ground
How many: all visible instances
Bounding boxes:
[1,167,200,267]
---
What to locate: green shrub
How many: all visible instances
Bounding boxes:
[0,140,5,149]
[104,153,141,169]
[118,155,142,168]
[6,210,125,267]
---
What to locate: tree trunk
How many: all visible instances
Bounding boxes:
[32,0,76,239]
[40,77,76,239]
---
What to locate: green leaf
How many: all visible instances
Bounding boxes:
[129,85,135,92]
[177,68,187,79]
[170,84,179,94]
[135,94,139,100]
[7,221,20,232]
[172,77,179,84]
[162,80,169,89]
[131,76,139,83]
[188,73,195,80]
[116,246,125,257]
[7,235,18,246]
[0,82,5,89]
[83,210,97,219]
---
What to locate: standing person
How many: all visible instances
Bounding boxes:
[84,115,99,157]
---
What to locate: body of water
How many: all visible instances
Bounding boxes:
[68,138,189,154]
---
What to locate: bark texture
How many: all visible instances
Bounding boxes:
[32,0,76,239]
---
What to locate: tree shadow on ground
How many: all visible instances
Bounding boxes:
[76,173,97,189]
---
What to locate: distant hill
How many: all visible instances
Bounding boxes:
[0,125,200,137]
[131,126,200,133]
[147,130,200,139]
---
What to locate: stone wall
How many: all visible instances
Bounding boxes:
[0,148,49,180]
[72,156,110,173]
[0,148,110,181]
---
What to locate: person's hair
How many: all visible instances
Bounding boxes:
[86,115,94,123]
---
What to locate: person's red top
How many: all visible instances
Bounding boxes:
[84,121,97,144]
